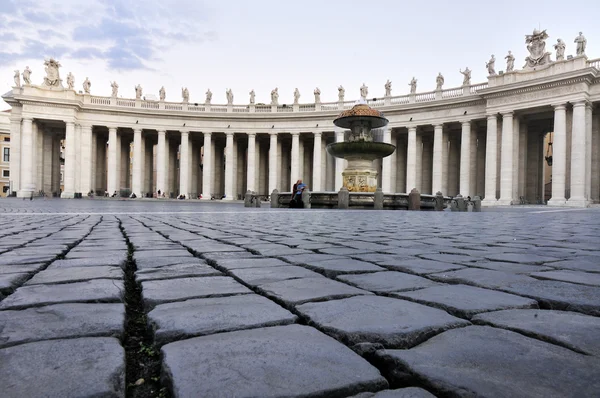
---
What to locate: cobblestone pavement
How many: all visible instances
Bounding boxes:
[0,198,599,398]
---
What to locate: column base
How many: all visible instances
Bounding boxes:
[61,191,75,199]
[481,199,498,207]
[565,197,589,207]
[495,198,515,206]
[547,198,567,206]
[222,196,234,201]
[17,190,34,198]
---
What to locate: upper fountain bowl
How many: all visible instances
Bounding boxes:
[334,104,388,130]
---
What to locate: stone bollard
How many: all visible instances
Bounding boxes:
[374,188,384,210]
[253,191,261,208]
[467,201,474,212]
[244,190,253,207]
[455,194,466,212]
[408,188,420,210]
[302,189,311,209]
[450,199,458,211]
[473,195,482,212]
[338,187,349,209]
[270,189,279,208]
[434,191,444,211]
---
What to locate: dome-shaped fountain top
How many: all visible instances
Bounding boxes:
[334,104,388,129]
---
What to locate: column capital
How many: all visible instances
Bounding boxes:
[63,118,75,125]
[570,99,589,108]
[500,111,514,117]
[133,128,142,134]
[80,123,93,130]
[407,126,417,132]
[291,132,300,136]
[203,131,212,136]
[486,114,498,121]
[180,129,189,134]
[433,123,444,129]
[225,131,234,136]
[461,120,471,127]
[247,132,256,138]
[313,131,322,137]
[268,131,278,136]
[552,104,567,111]
[157,129,166,135]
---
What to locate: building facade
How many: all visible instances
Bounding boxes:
[3,31,600,205]
[0,111,10,196]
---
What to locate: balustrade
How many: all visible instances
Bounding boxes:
[441,88,463,99]
[415,91,435,102]
[187,104,204,112]
[141,101,159,109]
[116,99,135,107]
[90,97,111,105]
[588,58,600,69]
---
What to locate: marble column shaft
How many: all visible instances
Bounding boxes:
[432,124,444,194]
[224,132,234,200]
[549,105,567,205]
[107,127,119,195]
[406,127,417,191]
[179,130,189,197]
[459,121,471,197]
[247,133,256,192]
[290,132,300,189]
[312,132,322,191]
[498,112,514,204]
[483,115,498,203]
[202,132,212,198]
[568,101,588,205]
[156,130,166,194]
[381,127,392,192]
[9,116,21,194]
[61,121,76,198]
[268,132,278,193]
[80,124,93,194]
[132,129,143,196]
[17,118,33,196]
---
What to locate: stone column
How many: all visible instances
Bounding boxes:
[246,132,256,192]
[107,127,119,195]
[52,134,61,195]
[483,115,498,204]
[202,132,212,199]
[8,115,21,194]
[585,103,593,200]
[80,124,93,194]
[179,130,189,198]
[380,127,392,192]
[432,124,444,194]
[145,138,153,195]
[268,132,278,193]
[224,131,235,200]
[406,126,417,191]
[548,105,567,205]
[568,101,588,206]
[32,122,41,192]
[17,117,33,197]
[43,130,53,194]
[156,130,166,194]
[290,132,300,189]
[60,120,76,198]
[335,129,345,190]
[498,112,515,205]
[459,121,471,197]
[132,128,143,197]
[312,132,322,191]
[73,124,81,194]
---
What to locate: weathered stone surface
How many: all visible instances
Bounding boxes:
[0,337,125,398]
[49,257,126,268]
[0,303,125,348]
[419,253,481,264]
[248,243,313,257]
[214,257,289,270]
[134,249,193,259]
[0,279,124,310]
[148,294,297,345]
[228,265,324,286]
[141,276,251,309]
[258,277,372,306]
[471,261,554,274]
[472,309,600,356]
[65,250,128,263]
[547,257,600,273]
[135,257,208,270]
[383,258,465,275]
[0,263,44,274]
[530,270,600,287]
[375,326,600,398]
[484,253,561,264]
[297,296,469,348]
[25,266,123,285]
[392,284,538,318]
[0,255,56,265]
[349,387,437,398]
[0,272,29,295]
[292,257,385,277]
[337,271,440,293]
[428,268,537,289]
[161,325,388,397]
[135,263,222,282]
[503,280,600,316]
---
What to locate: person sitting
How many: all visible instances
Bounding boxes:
[130,192,137,199]
[293,180,307,208]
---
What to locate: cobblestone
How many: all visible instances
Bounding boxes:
[0,199,599,397]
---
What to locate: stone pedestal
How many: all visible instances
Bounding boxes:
[408,189,420,210]
[342,159,378,193]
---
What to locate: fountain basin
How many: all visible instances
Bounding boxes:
[326,142,396,161]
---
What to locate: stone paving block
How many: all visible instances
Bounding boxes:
[0,337,125,398]
[318,247,376,256]
[375,326,600,398]
[349,387,437,398]
[0,272,29,295]
[201,251,260,262]
[503,280,600,316]
[257,277,372,306]
[468,261,553,274]
[297,296,469,348]
[141,276,251,309]
[49,257,126,268]
[161,324,388,398]
[294,257,386,277]
[418,253,482,264]
[134,249,193,259]
[0,264,44,274]
[228,265,324,286]
[214,257,289,270]
[0,255,56,265]
[472,309,600,356]
[25,266,123,285]
[0,303,125,348]
[484,252,561,264]
[135,256,207,270]
[428,268,537,289]
[0,279,124,310]
[530,270,600,286]
[185,242,247,253]
[392,284,538,318]
[148,294,297,345]
[246,243,313,257]
[284,253,347,265]
[382,258,465,275]
[65,250,128,263]
[547,257,600,273]
[337,271,440,293]
[135,263,222,282]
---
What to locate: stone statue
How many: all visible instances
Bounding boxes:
[554,39,566,61]
[13,70,20,87]
[271,88,279,105]
[111,81,118,97]
[249,89,255,104]
[505,51,515,72]
[314,87,321,103]
[205,89,212,104]
[384,80,392,97]
[408,77,417,94]
[135,84,142,99]
[22,66,32,85]
[182,87,189,103]
[293,88,300,104]
[459,67,471,86]
[83,77,91,94]
[226,88,233,105]
[574,32,587,56]
[338,85,345,101]
[42,58,62,88]
[436,73,444,90]
[360,83,368,99]
[486,54,496,75]
[524,29,551,68]
[66,72,74,90]
[159,86,166,101]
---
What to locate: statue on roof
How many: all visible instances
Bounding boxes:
[159,86,166,101]
[226,88,234,105]
[436,73,444,90]
[135,84,142,99]
[22,66,32,85]
[554,39,566,61]
[66,72,74,90]
[83,77,91,94]
[384,80,392,97]
[574,32,587,56]
[486,55,496,75]
[205,88,212,104]
[182,87,189,103]
[360,83,368,99]
[314,87,321,103]
[14,70,20,87]
[111,81,118,97]
[293,88,300,104]
[42,58,62,88]
[271,87,279,105]
[249,89,255,104]
[524,28,551,69]
[338,85,345,101]
[505,51,515,72]
[408,77,417,94]
[459,67,471,85]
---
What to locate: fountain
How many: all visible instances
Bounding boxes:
[326,102,396,192]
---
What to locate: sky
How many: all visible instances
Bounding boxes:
[1,0,599,110]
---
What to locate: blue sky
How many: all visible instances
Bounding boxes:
[1,0,599,109]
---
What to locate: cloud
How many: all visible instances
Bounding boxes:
[69,47,104,59]
[0,0,17,15]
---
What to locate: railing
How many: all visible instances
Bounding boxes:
[415,91,435,102]
[211,106,227,112]
[232,106,249,113]
[367,98,385,107]
[299,104,315,112]
[90,96,111,105]
[470,83,488,93]
[391,95,409,104]
[141,101,159,109]
[255,105,271,112]
[165,104,183,111]
[320,103,338,111]
[188,104,204,112]
[588,58,600,69]
[116,99,135,107]
[277,106,293,112]
[441,87,463,99]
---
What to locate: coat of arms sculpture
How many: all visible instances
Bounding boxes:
[524,29,552,69]
[42,58,64,88]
